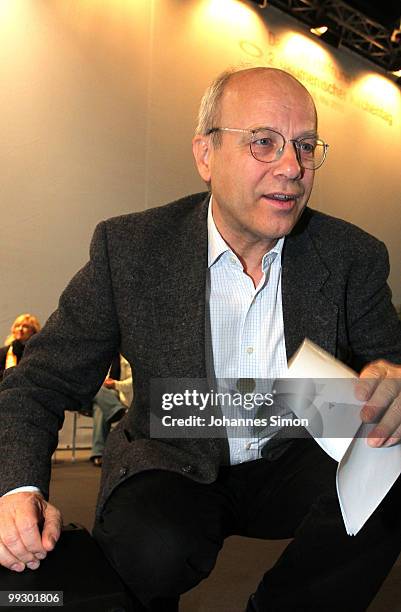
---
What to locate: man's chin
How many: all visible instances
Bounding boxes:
[262,205,306,238]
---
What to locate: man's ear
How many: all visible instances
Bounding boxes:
[192,135,212,183]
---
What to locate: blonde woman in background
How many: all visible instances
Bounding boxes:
[0,314,41,380]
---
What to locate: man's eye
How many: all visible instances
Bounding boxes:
[298,141,316,154]
[253,137,274,147]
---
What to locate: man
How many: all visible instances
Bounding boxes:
[0,67,401,611]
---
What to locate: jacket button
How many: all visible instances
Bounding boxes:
[119,467,128,478]
[181,464,195,474]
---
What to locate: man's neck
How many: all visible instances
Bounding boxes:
[211,215,278,287]
[224,237,273,288]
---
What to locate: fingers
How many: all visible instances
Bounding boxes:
[0,492,62,571]
[0,493,45,571]
[361,378,399,423]
[41,503,62,552]
[367,396,401,447]
[355,361,387,405]
[356,360,401,447]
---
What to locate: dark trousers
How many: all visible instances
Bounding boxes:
[93,439,401,611]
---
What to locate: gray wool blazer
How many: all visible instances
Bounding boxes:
[1,192,401,515]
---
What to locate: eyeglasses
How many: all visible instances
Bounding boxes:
[206,127,329,170]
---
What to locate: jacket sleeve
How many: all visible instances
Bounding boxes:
[0,221,120,498]
[346,238,401,369]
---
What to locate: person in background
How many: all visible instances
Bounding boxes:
[90,354,133,467]
[0,314,41,381]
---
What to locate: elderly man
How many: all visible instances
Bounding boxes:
[1,67,401,611]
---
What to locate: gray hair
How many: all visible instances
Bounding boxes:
[194,69,236,146]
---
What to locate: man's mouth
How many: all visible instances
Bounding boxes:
[264,192,300,202]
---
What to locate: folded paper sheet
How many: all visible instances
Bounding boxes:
[286,339,401,535]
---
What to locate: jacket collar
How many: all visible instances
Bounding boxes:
[282,209,338,360]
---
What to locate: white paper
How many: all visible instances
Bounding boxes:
[286,339,401,535]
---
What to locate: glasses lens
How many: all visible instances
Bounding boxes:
[250,129,284,163]
[296,138,326,169]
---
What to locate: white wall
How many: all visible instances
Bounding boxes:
[1,0,400,341]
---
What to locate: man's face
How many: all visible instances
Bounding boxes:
[193,70,317,251]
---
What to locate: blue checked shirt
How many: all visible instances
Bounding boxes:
[207,198,291,464]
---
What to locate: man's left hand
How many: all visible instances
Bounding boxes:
[356,360,401,447]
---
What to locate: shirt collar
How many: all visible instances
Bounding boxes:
[207,195,285,269]
[208,196,230,268]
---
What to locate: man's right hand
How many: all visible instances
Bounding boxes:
[0,492,62,571]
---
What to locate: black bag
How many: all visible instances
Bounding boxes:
[0,523,132,611]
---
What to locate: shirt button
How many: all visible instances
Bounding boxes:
[230,256,236,264]
[246,347,254,354]
[119,467,128,478]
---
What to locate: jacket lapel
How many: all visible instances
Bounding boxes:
[282,211,339,361]
[154,195,209,378]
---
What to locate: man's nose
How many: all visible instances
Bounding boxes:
[272,142,303,180]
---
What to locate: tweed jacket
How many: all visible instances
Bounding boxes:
[1,192,401,515]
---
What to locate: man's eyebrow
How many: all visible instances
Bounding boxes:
[249,125,319,139]
[249,125,278,132]
[297,130,319,139]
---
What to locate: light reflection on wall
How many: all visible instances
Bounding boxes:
[0,0,17,15]
[191,0,264,41]
[0,0,32,35]
[351,74,401,120]
[280,32,334,75]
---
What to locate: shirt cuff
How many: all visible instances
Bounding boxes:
[3,486,42,497]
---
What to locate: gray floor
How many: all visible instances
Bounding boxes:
[49,453,401,611]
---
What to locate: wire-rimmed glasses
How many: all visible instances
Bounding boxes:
[207,126,329,170]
